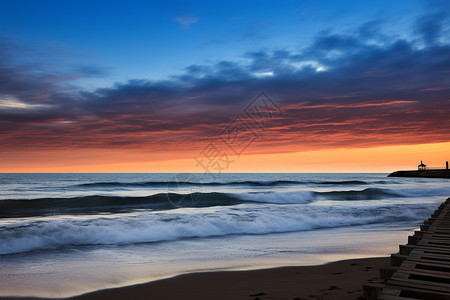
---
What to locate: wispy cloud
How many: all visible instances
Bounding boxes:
[173,15,198,29]
[0,95,52,110]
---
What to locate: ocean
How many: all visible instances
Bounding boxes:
[0,173,449,297]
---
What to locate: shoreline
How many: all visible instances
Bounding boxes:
[60,257,389,300]
[0,224,417,299]
[2,173,443,300]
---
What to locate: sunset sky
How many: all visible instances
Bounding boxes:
[0,0,449,173]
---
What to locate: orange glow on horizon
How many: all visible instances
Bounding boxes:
[1,142,449,173]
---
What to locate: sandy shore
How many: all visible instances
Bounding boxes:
[64,257,388,300]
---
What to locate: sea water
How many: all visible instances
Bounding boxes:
[0,173,448,297]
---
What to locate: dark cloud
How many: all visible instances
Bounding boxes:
[1,10,449,152]
[414,12,445,45]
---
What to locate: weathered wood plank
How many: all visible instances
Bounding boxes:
[364,198,450,300]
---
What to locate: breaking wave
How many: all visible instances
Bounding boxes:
[0,203,432,255]
[0,188,415,218]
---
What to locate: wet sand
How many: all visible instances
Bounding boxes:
[67,257,388,300]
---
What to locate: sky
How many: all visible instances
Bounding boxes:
[0,0,449,172]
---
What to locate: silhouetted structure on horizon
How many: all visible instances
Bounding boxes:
[418,161,427,170]
[388,160,450,178]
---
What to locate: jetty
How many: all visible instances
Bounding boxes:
[364,197,450,299]
[388,161,450,179]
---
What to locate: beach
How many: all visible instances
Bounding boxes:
[1,173,448,298]
[68,257,388,300]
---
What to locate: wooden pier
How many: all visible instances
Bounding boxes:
[364,198,450,300]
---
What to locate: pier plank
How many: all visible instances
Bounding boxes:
[364,198,450,300]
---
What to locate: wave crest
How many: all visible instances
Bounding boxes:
[0,188,413,218]
[0,203,432,255]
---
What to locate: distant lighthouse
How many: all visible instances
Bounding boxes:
[418,161,427,170]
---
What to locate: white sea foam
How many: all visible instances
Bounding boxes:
[0,203,433,255]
